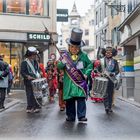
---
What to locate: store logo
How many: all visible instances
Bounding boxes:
[27,33,51,41]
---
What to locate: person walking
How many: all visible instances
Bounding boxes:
[20,47,41,113]
[57,28,92,122]
[57,69,65,111]
[0,54,9,110]
[100,47,119,114]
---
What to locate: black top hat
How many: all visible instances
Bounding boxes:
[66,28,85,47]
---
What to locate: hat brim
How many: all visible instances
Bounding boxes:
[66,38,85,47]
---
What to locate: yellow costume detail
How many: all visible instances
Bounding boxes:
[71,55,78,61]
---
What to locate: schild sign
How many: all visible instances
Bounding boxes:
[27,33,51,42]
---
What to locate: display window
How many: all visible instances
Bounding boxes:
[29,0,43,16]
[6,0,26,14]
[0,42,24,89]
[0,0,3,12]
[0,0,46,16]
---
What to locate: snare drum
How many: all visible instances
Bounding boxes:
[31,78,48,99]
[92,76,108,97]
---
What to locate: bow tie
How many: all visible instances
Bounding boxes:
[71,55,78,61]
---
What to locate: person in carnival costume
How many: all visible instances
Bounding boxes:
[57,28,92,122]
[100,47,119,114]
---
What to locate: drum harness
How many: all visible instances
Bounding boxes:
[99,58,118,87]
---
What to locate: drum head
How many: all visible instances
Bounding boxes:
[32,78,46,83]
[95,77,108,82]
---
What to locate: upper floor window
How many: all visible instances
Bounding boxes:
[96,11,98,25]
[29,0,43,16]
[128,0,132,14]
[6,0,26,14]
[0,0,3,12]
[85,29,89,36]
[85,40,89,46]
[0,0,45,16]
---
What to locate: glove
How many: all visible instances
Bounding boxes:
[61,57,67,64]
[94,69,98,73]
[110,73,115,77]
[0,75,4,80]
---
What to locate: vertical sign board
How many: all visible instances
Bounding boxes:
[57,9,68,22]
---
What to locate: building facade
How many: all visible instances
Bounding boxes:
[94,0,109,59]
[80,5,95,60]
[60,2,95,60]
[0,0,57,88]
[118,0,140,102]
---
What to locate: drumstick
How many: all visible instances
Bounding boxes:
[42,22,61,55]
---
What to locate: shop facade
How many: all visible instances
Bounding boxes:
[0,0,57,89]
[118,2,140,103]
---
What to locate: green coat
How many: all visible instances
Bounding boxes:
[57,51,92,100]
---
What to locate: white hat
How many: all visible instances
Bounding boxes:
[25,46,38,57]
[28,46,37,52]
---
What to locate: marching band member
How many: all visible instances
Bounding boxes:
[20,47,41,113]
[46,59,58,102]
[100,47,119,114]
[57,69,65,111]
[90,60,104,102]
[57,28,92,122]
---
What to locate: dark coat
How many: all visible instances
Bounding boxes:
[0,60,9,78]
[20,59,40,86]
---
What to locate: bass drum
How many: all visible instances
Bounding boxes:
[31,78,48,99]
[92,77,108,98]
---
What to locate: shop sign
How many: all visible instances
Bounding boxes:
[57,9,68,22]
[27,33,51,42]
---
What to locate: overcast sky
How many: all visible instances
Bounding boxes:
[57,0,94,16]
[57,0,94,34]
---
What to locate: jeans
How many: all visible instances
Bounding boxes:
[104,79,114,110]
[0,88,6,108]
[66,97,86,119]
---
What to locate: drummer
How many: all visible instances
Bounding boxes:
[100,47,119,114]
[20,46,41,113]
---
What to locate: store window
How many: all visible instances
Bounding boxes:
[0,42,24,89]
[0,0,3,12]
[29,0,43,16]
[6,0,26,14]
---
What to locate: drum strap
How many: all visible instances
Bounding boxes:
[100,58,105,72]
[25,58,40,78]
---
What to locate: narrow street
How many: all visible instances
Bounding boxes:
[0,90,140,140]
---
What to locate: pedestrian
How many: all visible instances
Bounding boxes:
[100,47,119,114]
[7,64,14,95]
[0,54,9,110]
[46,59,58,102]
[57,69,65,111]
[57,28,92,122]
[90,60,104,102]
[20,46,41,113]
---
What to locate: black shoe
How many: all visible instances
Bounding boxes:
[60,107,65,111]
[78,117,87,122]
[105,108,109,114]
[0,106,5,109]
[66,117,75,122]
[109,109,113,113]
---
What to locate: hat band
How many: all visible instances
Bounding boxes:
[70,39,81,46]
